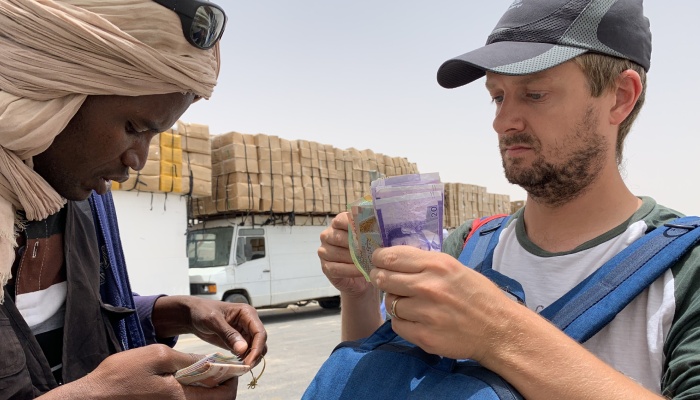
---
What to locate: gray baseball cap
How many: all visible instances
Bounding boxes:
[437,0,651,89]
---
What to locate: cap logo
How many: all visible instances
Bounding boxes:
[508,0,524,10]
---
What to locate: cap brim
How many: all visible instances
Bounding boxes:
[437,41,587,88]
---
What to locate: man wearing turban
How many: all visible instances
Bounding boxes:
[0,1,267,398]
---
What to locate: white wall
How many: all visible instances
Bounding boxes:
[111,191,190,296]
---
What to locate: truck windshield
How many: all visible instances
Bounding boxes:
[187,227,234,268]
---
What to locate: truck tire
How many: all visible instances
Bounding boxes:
[224,293,249,305]
[318,297,340,309]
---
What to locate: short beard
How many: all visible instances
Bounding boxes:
[501,107,607,207]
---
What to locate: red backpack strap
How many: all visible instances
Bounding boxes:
[463,214,510,249]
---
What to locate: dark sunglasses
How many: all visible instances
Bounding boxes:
[152,0,227,50]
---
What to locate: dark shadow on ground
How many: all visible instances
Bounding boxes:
[257,303,341,324]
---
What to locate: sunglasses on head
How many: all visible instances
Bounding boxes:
[152,0,227,50]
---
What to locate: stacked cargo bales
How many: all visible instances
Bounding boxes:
[111,121,213,197]
[189,132,420,219]
[511,200,526,213]
[209,132,260,213]
[443,183,513,229]
[442,183,458,229]
[280,138,304,212]
[256,134,282,213]
[179,122,213,197]
[109,123,522,228]
[487,193,513,215]
[159,129,183,193]
[109,123,523,227]
[299,139,323,213]
[320,144,340,214]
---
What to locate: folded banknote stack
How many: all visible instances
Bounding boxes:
[348,173,444,281]
[175,352,250,388]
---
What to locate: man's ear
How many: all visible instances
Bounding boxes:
[609,70,643,125]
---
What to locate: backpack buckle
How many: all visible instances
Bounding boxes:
[664,223,700,231]
[479,225,501,236]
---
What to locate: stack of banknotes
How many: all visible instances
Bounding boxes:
[175,352,250,388]
[348,173,444,281]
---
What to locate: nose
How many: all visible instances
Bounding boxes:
[492,97,526,136]
[121,134,152,171]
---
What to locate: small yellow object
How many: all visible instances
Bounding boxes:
[247,356,266,389]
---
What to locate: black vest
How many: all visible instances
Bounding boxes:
[0,201,124,399]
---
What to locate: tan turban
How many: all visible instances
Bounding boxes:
[0,0,221,301]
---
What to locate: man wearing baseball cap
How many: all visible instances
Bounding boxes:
[318,0,700,398]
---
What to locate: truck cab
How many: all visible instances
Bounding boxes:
[187,218,340,309]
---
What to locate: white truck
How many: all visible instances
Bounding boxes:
[187,214,341,309]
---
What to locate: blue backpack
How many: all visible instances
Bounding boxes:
[302,215,700,400]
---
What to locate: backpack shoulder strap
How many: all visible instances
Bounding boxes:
[458,214,700,344]
[541,216,700,343]
[457,214,526,304]
[462,214,510,248]
[458,214,509,269]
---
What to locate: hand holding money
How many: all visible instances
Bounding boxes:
[348,195,383,281]
[175,352,250,388]
[348,173,444,280]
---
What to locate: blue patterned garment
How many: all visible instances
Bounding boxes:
[88,191,146,350]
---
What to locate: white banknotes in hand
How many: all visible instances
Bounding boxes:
[175,352,250,388]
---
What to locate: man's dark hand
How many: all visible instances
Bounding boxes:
[152,295,267,366]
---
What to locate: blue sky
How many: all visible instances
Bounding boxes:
[182,1,700,215]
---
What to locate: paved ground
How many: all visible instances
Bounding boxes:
[175,302,342,399]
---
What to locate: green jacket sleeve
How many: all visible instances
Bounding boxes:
[442,220,475,258]
[662,245,700,399]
